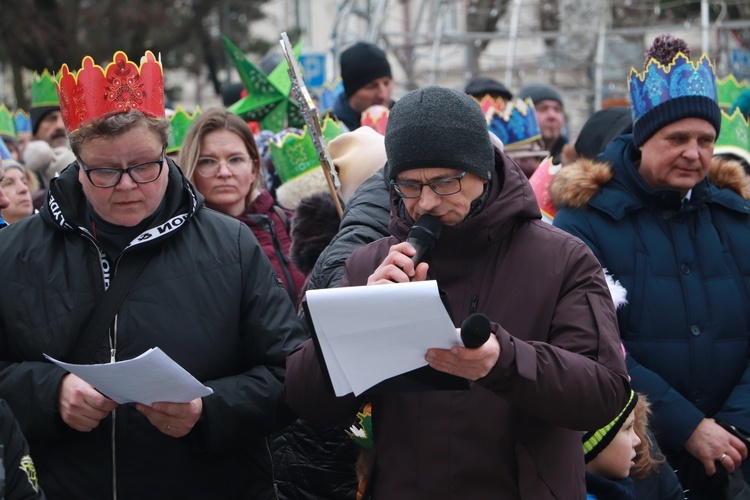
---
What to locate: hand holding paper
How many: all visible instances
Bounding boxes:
[45,347,213,406]
[305,280,463,396]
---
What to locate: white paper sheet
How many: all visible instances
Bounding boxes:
[45,347,213,405]
[305,280,461,396]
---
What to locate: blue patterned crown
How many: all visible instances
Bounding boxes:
[628,52,720,146]
[487,97,541,149]
[629,53,717,122]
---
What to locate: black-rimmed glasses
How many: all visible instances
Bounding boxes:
[78,149,165,188]
[390,171,466,199]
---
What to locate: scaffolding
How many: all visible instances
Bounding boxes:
[326,0,750,133]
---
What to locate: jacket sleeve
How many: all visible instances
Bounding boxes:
[284,338,362,428]
[713,360,750,439]
[0,399,45,499]
[0,358,68,443]
[477,238,630,431]
[200,223,307,452]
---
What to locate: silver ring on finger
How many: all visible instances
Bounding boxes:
[720,453,728,463]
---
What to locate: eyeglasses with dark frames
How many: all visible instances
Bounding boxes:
[78,149,165,188]
[390,171,467,199]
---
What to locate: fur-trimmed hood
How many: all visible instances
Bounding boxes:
[551,153,750,209]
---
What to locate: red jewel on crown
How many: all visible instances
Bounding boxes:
[56,51,165,133]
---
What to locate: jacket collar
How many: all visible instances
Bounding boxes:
[550,135,750,220]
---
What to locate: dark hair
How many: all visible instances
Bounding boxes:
[69,110,169,157]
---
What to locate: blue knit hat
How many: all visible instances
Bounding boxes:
[629,35,721,147]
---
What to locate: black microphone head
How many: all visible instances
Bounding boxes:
[461,313,491,348]
[407,214,443,249]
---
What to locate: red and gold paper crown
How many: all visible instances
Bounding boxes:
[56,51,165,133]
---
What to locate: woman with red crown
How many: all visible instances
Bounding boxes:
[0,50,305,499]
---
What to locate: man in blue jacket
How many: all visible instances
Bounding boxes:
[552,35,750,498]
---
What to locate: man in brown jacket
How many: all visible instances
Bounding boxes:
[285,86,630,499]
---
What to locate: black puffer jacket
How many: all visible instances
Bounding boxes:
[0,160,306,499]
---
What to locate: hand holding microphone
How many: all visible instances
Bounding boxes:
[426,313,499,380]
[367,215,443,284]
[406,214,443,266]
[460,313,492,348]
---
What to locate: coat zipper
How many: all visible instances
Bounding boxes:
[81,231,119,499]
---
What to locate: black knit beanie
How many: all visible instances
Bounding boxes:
[632,95,721,147]
[518,83,564,108]
[385,86,494,181]
[340,42,392,98]
[30,105,60,135]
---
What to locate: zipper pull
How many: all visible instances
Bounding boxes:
[110,348,116,363]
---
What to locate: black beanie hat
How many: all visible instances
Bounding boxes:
[582,390,638,463]
[340,42,392,98]
[575,107,633,159]
[30,105,60,135]
[385,86,494,181]
[518,83,564,108]
[632,95,721,147]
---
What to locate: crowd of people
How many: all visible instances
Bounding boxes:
[0,31,749,499]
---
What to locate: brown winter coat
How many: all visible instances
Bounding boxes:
[285,150,630,499]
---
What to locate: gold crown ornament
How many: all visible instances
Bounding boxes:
[56,51,165,133]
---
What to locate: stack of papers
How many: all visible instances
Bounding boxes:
[305,280,462,396]
[45,347,213,405]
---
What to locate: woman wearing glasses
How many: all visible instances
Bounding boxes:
[181,109,305,304]
[0,51,305,499]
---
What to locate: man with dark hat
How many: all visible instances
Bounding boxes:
[519,82,568,163]
[332,41,393,131]
[286,85,629,498]
[553,34,750,498]
[464,76,513,103]
[30,70,67,149]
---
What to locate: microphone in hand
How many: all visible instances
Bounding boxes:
[406,215,443,266]
[460,313,491,348]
